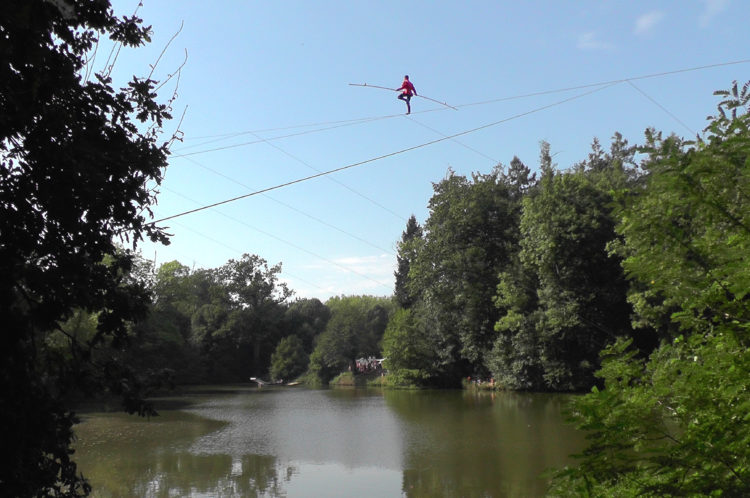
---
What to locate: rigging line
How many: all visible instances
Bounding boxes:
[172,114,392,153]
[179,114,399,142]
[625,80,696,136]
[168,219,327,291]
[406,116,499,164]
[181,155,396,254]
[247,131,406,222]
[163,188,393,290]
[460,82,616,108]
[174,57,750,154]
[151,81,620,225]
[170,113,406,158]
[459,58,750,109]
[171,104,448,158]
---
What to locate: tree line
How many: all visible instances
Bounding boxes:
[383,135,642,390]
[51,128,648,394]
[70,254,396,386]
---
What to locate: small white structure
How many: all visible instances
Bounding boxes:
[249,377,267,387]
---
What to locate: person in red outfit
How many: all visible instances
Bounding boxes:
[396,75,417,114]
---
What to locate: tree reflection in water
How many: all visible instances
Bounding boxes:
[385,390,583,497]
[74,407,293,496]
[74,388,582,497]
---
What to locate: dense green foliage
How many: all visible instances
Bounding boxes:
[490,137,641,391]
[113,261,392,387]
[270,335,308,381]
[549,82,750,496]
[387,140,647,389]
[381,308,440,386]
[394,215,423,308]
[307,295,394,384]
[118,256,331,384]
[394,161,535,385]
[1,1,175,495]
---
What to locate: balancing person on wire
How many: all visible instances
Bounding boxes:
[348,78,455,112]
[396,75,417,114]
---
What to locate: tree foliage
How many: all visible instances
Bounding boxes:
[394,214,423,309]
[283,297,331,353]
[490,137,638,391]
[0,1,178,495]
[381,307,440,386]
[550,82,750,496]
[405,163,534,382]
[270,335,308,382]
[308,295,394,384]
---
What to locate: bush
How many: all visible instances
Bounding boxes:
[269,335,308,382]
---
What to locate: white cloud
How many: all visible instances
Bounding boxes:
[634,11,665,35]
[333,254,394,277]
[699,0,729,27]
[577,32,614,50]
[293,254,395,300]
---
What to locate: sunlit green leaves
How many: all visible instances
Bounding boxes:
[490,137,637,391]
[552,82,750,497]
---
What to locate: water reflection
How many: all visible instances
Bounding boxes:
[74,410,290,496]
[131,453,287,497]
[184,388,405,469]
[385,390,581,497]
[73,388,583,497]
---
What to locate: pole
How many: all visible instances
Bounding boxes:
[349,83,397,92]
[349,83,458,111]
[416,94,458,111]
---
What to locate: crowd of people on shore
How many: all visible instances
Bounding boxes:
[355,357,384,374]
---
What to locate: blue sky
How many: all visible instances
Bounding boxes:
[107,0,748,301]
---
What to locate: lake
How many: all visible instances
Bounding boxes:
[73,386,584,497]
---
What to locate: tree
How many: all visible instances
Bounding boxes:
[283,298,331,353]
[153,261,194,311]
[205,254,292,380]
[125,261,199,380]
[269,335,308,381]
[307,296,393,383]
[490,138,638,391]
[407,165,530,381]
[550,82,750,496]
[381,308,440,386]
[488,264,544,390]
[0,2,177,494]
[394,214,423,309]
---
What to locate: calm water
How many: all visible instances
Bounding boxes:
[73,386,584,497]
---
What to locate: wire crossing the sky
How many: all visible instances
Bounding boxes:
[182,154,398,253]
[151,81,619,225]
[165,190,392,289]
[168,59,750,160]
[152,58,750,225]
[459,58,750,108]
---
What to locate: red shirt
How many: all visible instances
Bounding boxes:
[399,79,416,96]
